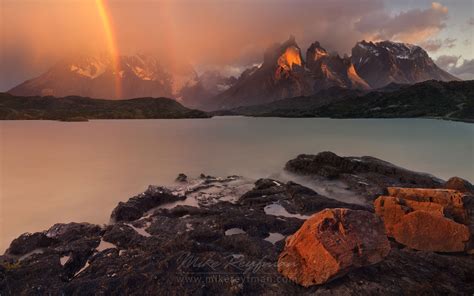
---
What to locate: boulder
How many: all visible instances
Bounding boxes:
[387,187,472,226]
[278,208,390,287]
[393,211,470,252]
[375,187,473,252]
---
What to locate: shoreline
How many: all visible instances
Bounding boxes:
[1,115,473,124]
[2,152,473,294]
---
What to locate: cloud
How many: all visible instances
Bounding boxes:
[355,2,448,44]
[435,55,461,69]
[450,59,474,80]
[0,0,461,91]
[436,56,474,80]
[421,38,456,52]
[468,17,474,26]
[1,0,385,91]
[444,38,457,48]
[422,39,443,51]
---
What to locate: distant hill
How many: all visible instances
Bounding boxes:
[0,93,209,121]
[219,80,474,122]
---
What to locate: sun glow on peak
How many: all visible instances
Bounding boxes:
[278,46,302,71]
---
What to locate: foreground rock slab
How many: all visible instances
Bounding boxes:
[278,208,390,287]
[285,151,444,201]
[375,187,473,252]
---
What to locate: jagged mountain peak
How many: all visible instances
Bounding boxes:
[305,40,369,91]
[306,41,329,64]
[263,35,303,68]
[354,40,429,61]
[352,40,458,88]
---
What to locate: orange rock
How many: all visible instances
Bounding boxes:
[375,187,473,252]
[387,187,469,224]
[392,211,470,252]
[374,196,410,236]
[387,187,464,207]
[278,208,390,287]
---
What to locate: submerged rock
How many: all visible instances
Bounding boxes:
[375,187,473,252]
[278,208,390,286]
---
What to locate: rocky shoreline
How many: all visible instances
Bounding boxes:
[1,152,473,295]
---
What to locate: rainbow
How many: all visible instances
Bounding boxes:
[95,0,122,99]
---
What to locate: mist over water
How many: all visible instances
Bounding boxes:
[1,117,473,252]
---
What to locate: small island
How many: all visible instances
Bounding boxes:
[0,93,210,121]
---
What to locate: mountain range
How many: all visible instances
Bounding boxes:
[8,54,235,109]
[8,37,459,111]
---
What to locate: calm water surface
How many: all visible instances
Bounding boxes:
[1,117,473,251]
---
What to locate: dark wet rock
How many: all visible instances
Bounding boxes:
[1,168,474,295]
[176,173,188,183]
[111,185,185,222]
[5,233,56,256]
[46,223,103,243]
[101,224,145,249]
[285,151,444,200]
[239,179,369,215]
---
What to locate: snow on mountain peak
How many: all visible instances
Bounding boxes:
[69,56,109,79]
[356,40,426,60]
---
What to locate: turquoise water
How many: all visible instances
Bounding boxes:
[1,117,473,251]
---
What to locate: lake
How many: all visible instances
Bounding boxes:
[1,117,473,252]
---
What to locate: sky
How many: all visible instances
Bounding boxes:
[1,0,473,91]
